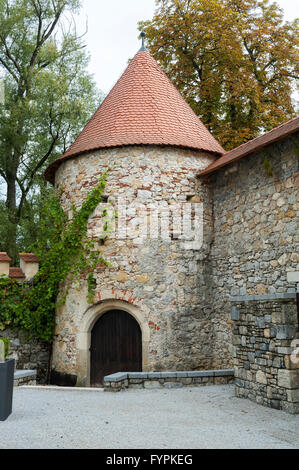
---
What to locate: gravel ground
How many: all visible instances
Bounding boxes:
[0,384,299,449]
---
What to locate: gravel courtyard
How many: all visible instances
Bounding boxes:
[1,384,299,449]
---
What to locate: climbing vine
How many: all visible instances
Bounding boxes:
[0,172,111,343]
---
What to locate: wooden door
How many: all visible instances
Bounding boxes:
[90,310,142,386]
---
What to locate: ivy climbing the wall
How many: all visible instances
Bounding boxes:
[0,173,110,343]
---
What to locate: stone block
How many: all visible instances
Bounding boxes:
[160,372,177,378]
[272,311,283,324]
[186,371,201,377]
[128,372,148,379]
[276,325,297,340]
[214,377,228,385]
[264,329,270,338]
[181,378,192,385]
[248,352,255,363]
[104,372,128,382]
[277,347,293,354]
[176,371,189,378]
[281,401,299,414]
[285,355,299,370]
[277,370,299,389]
[272,357,283,368]
[256,370,267,385]
[147,372,162,379]
[235,378,244,387]
[213,369,234,377]
[239,326,247,335]
[233,336,241,346]
[231,307,240,321]
[192,377,203,384]
[255,317,266,328]
[129,379,143,384]
[286,389,299,403]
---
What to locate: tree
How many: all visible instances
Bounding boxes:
[140,0,299,150]
[0,0,100,263]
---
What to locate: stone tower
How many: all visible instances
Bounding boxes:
[45,45,224,387]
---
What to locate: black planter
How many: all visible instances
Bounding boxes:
[0,358,15,421]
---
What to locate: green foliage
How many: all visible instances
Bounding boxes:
[0,337,9,360]
[0,0,102,263]
[262,157,273,177]
[0,172,111,343]
[140,0,298,150]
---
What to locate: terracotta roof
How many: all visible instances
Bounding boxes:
[45,50,224,184]
[199,116,299,177]
[0,252,11,262]
[9,267,25,279]
[19,253,40,263]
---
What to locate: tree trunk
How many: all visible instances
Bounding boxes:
[6,171,18,265]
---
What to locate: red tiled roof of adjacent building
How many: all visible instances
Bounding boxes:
[0,252,11,262]
[199,116,299,177]
[19,253,40,263]
[45,50,224,184]
[9,267,25,279]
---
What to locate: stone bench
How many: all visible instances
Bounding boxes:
[104,369,234,392]
[14,370,37,387]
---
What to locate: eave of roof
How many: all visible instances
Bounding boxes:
[198,116,299,177]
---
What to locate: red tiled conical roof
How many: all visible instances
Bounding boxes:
[45,50,224,184]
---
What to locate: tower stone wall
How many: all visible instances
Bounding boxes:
[51,145,220,386]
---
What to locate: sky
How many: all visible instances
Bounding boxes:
[76,0,299,95]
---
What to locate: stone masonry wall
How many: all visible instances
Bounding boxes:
[51,145,218,385]
[231,295,299,413]
[0,329,50,384]
[209,134,299,369]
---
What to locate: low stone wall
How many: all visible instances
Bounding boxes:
[14,370,37,387]
[104,369,234,392]
[231,293,299,414]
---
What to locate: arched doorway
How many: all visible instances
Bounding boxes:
[90,309,142,386]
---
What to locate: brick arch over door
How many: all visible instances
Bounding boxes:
[77,298,150,386]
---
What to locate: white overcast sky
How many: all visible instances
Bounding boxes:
[76,0,298,94]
